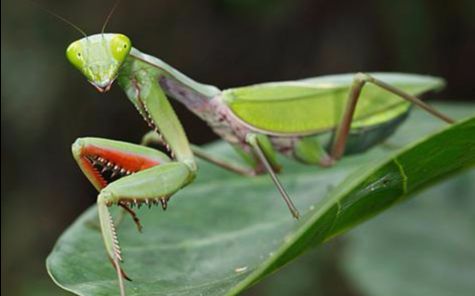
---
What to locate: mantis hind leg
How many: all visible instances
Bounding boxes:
[330,72,455,160]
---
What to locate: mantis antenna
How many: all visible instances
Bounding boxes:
[32,2,88,37]
[101,0,121,34]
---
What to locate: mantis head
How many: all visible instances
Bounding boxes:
[66,33,131,92]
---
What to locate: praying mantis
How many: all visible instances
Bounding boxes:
[66,32,454,295]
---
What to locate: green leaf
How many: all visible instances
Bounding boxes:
[341,169,475,296]
[241,169,475,296]
[47,104,475,296]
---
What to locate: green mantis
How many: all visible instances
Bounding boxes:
[66,32,454,296]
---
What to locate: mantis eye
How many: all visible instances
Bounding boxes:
[66,41,85,71]
[110,34,131,63]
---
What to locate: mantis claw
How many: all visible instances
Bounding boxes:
[110,256,132,281]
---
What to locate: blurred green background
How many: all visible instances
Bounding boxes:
[2,0,474,295]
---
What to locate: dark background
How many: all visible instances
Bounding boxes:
[2,0,474,295]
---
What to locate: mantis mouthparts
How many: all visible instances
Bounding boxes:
[90,80,114,93]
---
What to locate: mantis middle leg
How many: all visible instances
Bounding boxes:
[142,130,266,176]
[144,130,300,218]
[246,133,300,219]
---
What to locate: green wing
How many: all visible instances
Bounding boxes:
[222,73,445,134]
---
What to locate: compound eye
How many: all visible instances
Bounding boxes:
[110,34,131,62]
[66,42,85,70]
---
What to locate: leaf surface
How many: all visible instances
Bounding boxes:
[47,104,475,296]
